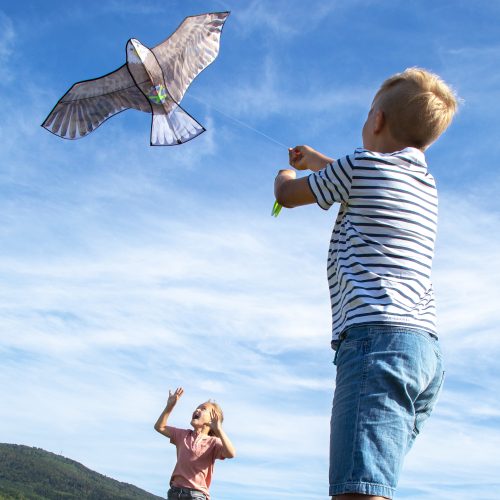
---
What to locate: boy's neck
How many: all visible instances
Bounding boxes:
[364,106,426,154]
[370,135,422,154]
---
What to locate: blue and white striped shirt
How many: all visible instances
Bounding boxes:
[308,147,438,341]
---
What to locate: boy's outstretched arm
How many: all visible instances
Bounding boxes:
[275,145,334,208]
[275,171,314,208]
[154,387,184,438]
[210,408,236,459]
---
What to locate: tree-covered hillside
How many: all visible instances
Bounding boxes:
[0,443,164,499]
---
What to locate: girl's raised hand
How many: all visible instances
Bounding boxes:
[166,387,184,411]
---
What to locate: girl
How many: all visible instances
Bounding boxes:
[154,387,236,500]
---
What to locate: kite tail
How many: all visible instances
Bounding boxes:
[151,107,205,146]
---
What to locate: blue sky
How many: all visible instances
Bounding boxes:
[1,1,499,499]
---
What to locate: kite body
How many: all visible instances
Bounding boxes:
[42,12,229,146]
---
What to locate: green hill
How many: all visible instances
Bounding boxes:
[0,443,164,500]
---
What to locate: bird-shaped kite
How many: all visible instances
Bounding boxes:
[42,12,230,146]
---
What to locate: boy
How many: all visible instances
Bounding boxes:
[274,68,457,499]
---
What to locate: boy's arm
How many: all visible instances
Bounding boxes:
[274,171,316,208]
[154,387,184,438]
[210,409,236,459]
[274,145,335,208]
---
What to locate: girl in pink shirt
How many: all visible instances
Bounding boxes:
[154,387,236,500]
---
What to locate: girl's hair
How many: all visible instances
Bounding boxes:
[374,67,458,149]
[205,400,224,437]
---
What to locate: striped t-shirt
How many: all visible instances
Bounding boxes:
[308,147,438,341]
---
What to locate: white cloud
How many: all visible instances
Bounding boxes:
[190,57,371,125]
[434,191,500,358]
[440,44,500,114]
[0,12,14,80]
[231,0,358,39]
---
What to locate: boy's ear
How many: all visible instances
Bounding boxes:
[373,110,385,134]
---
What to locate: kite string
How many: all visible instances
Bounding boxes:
[186,93,289,150]
[186,93,287,216]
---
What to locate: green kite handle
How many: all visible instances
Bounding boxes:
[271,200,283,217]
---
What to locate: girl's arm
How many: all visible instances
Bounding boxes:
[154,387,184,438]
[210,409,236,459]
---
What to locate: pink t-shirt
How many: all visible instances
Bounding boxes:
[167,426,225,499]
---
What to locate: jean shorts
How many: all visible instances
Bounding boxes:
[329,324,445,498]
[167,486,207,500]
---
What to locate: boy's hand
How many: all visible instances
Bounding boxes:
[165,387,184,411]
[289,145,333,172]
[289,146,308,170]
[209,408,223,435]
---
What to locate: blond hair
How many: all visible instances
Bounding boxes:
[374,68,458,149]
[205,400,224,436]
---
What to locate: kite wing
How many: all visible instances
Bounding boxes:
[151,12,229,104]
[42,65,151,140]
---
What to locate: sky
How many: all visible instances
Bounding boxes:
[0,0,499,499]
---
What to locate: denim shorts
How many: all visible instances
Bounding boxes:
[329,324,445,498]
[167,486,207,500]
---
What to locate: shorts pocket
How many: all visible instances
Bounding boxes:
[413,369,445,437]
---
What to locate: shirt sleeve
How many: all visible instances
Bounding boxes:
[307,154,354,210]
[167,426,186,445]
[212,437,226,460]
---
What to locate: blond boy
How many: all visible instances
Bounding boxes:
[274,68,457,499]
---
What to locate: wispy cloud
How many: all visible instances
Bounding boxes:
[440,44,500,111]
[200,57,370,121]
[231,0,363,39]
[0,12,15,82]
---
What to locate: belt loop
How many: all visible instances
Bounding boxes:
[333,347,339,365]
[333,330,347,365]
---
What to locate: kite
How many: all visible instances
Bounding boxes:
[42,12,230,146]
